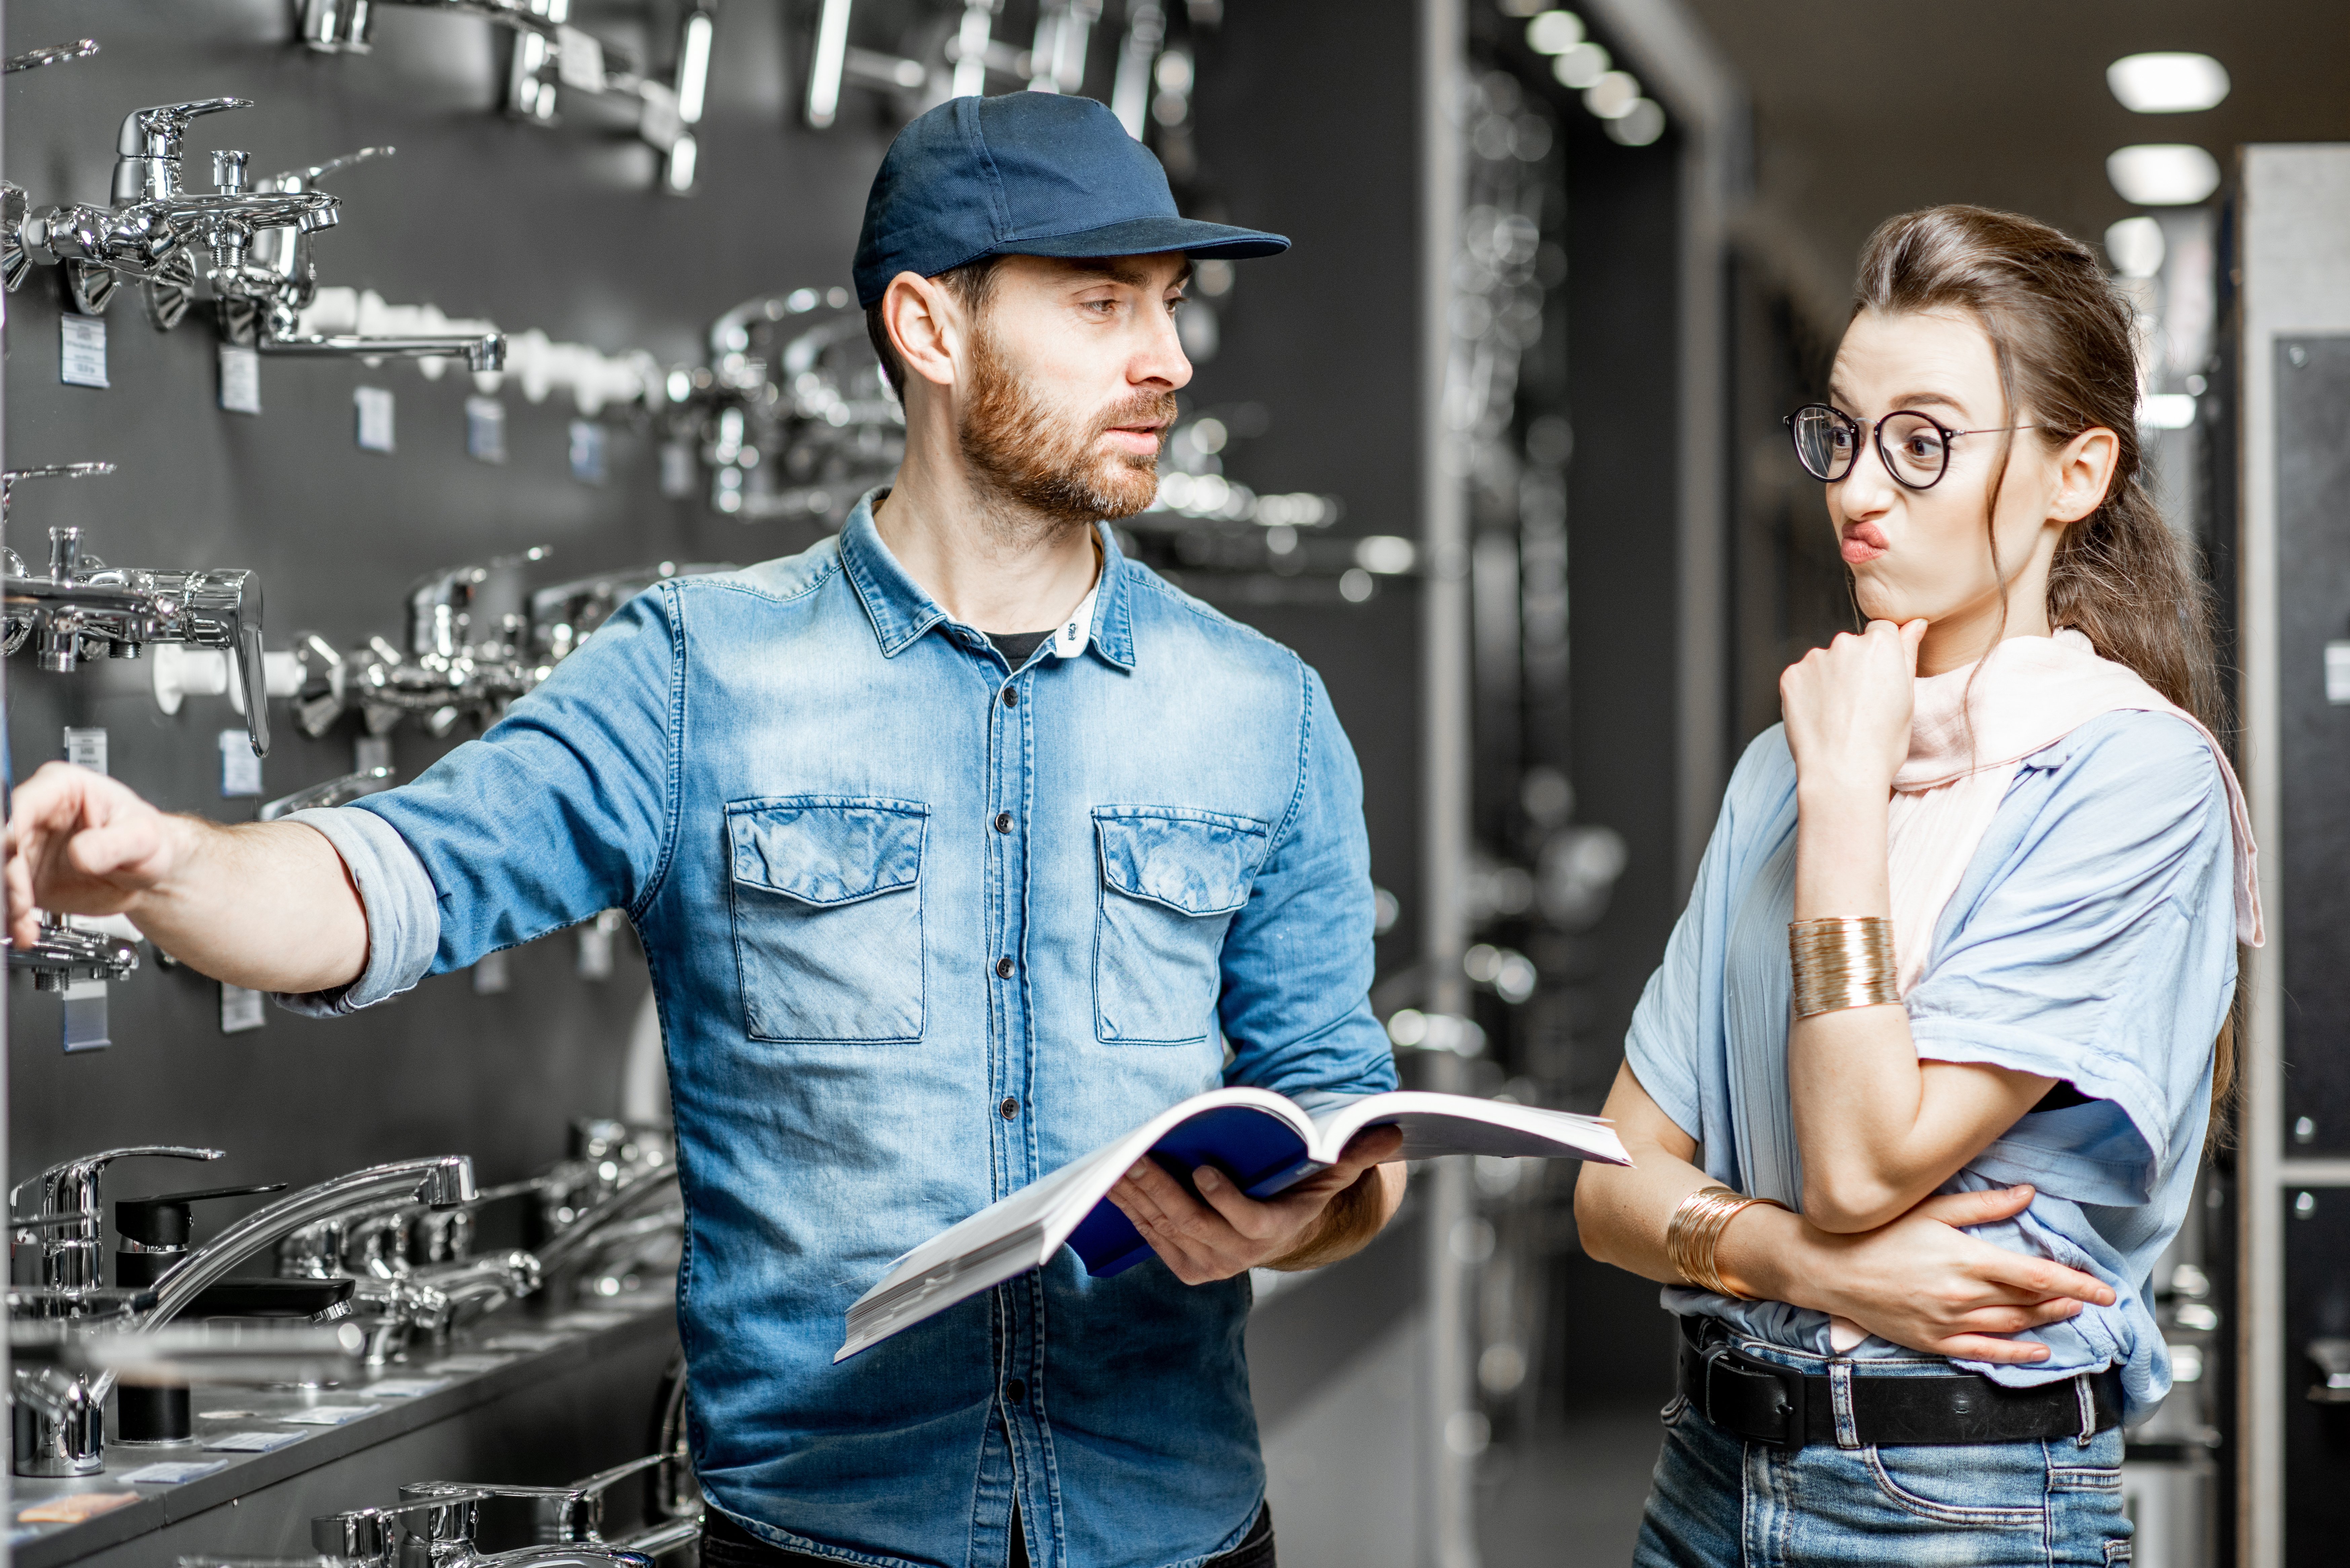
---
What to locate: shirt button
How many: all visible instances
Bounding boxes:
[996,956,1015,979]
[1001,688,1019,707]
[1000,1097,1019,1120]
[1004,1378,1027,1404]
[994,812,1012,834]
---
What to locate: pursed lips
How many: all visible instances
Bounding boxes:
[1840,520,1889,564]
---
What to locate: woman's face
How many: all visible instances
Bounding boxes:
[1823,307,2104,648]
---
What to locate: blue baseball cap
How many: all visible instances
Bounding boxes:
[852,93,1289,308]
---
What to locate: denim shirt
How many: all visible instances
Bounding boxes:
[279,494,1397,1568]
[1625,711,2236,1423]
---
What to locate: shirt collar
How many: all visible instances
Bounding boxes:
[838,487,1137,671]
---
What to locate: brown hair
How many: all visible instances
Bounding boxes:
[864,256,1003,399]
[1851,204,2241,1131]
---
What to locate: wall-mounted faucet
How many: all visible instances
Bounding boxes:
[2,463,273,756]
[663,288,903,523]
[9,915,139,994]
[304,1,712,194]
[295,555,727,739]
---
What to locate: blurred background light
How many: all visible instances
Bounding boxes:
[1524,9,1585,55]
[2104,214,2168,277]
[1583,70,1642,120]
[2107,52,2232,114]
[2107,143,2222,205]
[1551,41,1609,90]
[1607,99,1666,147]
[2139,393,2198,429]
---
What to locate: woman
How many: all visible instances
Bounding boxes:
[1575,203,2259,1567]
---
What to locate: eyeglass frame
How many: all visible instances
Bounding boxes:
[1782,402,2038,492]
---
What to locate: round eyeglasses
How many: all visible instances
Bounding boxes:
[1783,403,2035,491]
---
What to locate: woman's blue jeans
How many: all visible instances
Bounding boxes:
[1632,1334,2133,1567]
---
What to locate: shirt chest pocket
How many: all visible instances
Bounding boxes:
[727,797,927,1045]
[1093,807,1268,1046]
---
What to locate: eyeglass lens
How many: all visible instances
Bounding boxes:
[1790,407,1952,488]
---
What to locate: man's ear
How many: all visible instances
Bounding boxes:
[881,272,961,392]
[2049,424,2121,524]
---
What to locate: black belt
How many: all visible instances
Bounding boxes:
[1676,1317,2123,1448]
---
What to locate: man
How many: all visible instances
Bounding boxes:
[4,93,1401,1568]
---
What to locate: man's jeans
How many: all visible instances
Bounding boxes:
[1634,1334,2132,1567]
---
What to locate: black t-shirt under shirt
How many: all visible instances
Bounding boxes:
[988,630,1051,667]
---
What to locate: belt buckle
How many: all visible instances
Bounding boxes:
[1701,1338,1807,1448]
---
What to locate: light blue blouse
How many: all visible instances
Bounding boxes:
[1624,709,2237,1422]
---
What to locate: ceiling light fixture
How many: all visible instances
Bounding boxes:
[2107,53,2231,114]
[2107,144,2221,206]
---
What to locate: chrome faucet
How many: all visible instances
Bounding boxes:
[9,913,140,992]
[4,38,99,75]
[297,1490,656,1568]
[258,764,398,822]
[401,1451,698,1562]
[10,1146,221,1290]
[2,462,274,755]
[8,1156,475,1476]
[294,555,728,740]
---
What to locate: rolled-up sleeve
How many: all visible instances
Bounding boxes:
[1907,711,2237,1203]
[269,805,442,1016]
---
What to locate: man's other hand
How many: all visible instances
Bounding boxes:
[1105,1125,1407,1284]
[5,762,184,948]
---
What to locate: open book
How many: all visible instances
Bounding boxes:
[837,1088,1630,1361]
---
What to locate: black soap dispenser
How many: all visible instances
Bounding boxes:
[112,1181,286,1444]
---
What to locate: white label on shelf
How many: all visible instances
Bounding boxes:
[60,314,107,388]
[220,983,266,1035]
[64,727,107,775]
[119,1459,229,1485]
[219,729,263,797]
[219,345,262,414]
[277,1403,382,1425]
[363,1377,452,1398]
[203,1429,307,1452]
[355,385,396,453]
[62,981,110,1053]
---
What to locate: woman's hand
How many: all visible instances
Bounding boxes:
[1779,618,1928,797]
[1749,1184,2118,1364]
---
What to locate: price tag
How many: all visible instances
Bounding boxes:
[220,983,266,1035]
[60,314,107,388]
[660,440,695,498]
[466,395,507,463]
[2326,640,2350,705]
[363,1376,452,1398]
[277,1404,381,1425]
[568,420,607,485]
[219,345,262,414]
[220,729,263,797]
[354,385,396,453]
[119,1460,229,1485]
[556,25,606,90]
[64,727,108,775]
[203,1429,306,1452]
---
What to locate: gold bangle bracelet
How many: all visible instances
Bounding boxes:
[1664,1184,1786,1300]
[1788,916,1899,1019]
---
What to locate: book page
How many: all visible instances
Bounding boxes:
[1308,1091,1630,1166]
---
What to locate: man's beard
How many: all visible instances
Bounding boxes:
[957,325,1176,533]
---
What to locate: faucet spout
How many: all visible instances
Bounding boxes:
[139,1157,476,1329]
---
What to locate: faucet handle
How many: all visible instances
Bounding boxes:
[4,39,99,75]
[0,461,114,524]
[265,145,395,192]
[10,1147,225,1219]
[119,98,254,159]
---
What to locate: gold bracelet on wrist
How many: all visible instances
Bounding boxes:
[1788,916,1899,1019]
[1664,1184,1786,1300]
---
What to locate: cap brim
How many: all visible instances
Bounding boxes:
[991,214,1290,263]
